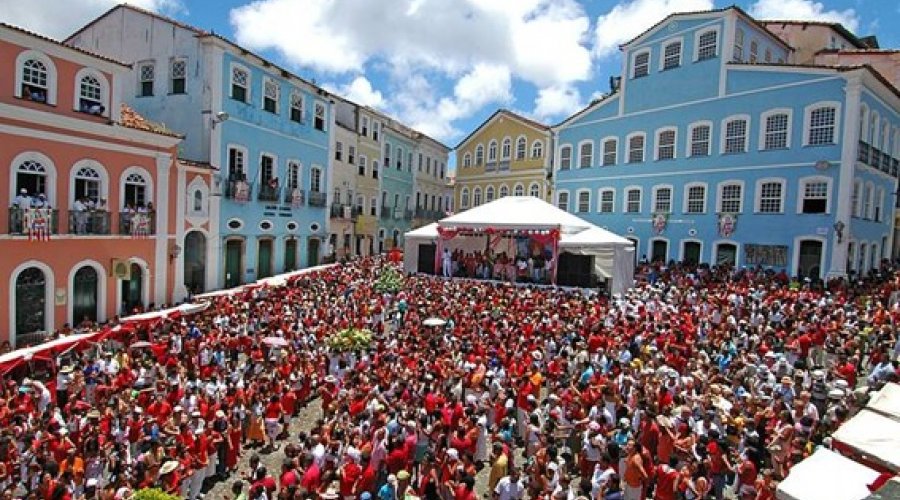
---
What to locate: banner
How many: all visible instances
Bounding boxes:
[131,213,151,239]
[291,188,304,208]
[25,208,52,241]
[718,213,737,237]
[651,212,669,235]
[233,181,251,203]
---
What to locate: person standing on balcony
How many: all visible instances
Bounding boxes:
[13,188,30,208]
[73,197,88,234]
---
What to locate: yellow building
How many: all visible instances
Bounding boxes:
[454,109,552,211]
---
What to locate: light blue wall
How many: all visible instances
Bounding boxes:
[379,129,415,246]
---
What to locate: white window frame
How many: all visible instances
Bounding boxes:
[852,179,863,217]
[119,166,154,210]
[626,132,646,164]
[531,140,544,158]
[683,182,707,214]
[749,39,758,63]
[654,127,677,161]
[576,189,591,213]
[515,136,527,160]
[169,57,187,94]
[475,144,484,166]
[501,137,512,160]
[309,165,323,193]
[513,183,525,197]
[624,186,642,213]
[73,67,110,116]
[577,140,593,168]
[720,114,750,154]
[717,180,744,213]
[529,183,541,198]
[488,140,498,162]
[694,27,720,61]
[137,60,154,97]
[230,63,251,103]
[803,101,841,146]
[485,185,495,203]
[314,100,327,131]
[499,184,509,198]
[598,188,615,213]
[559,144,573,170]
[463,152,472,168]
[556,190,570,212]
[733,28,744,62]
[15,50,58,105]
[601,137,618,166]
[226,143,249,180]
[285,160,302,191]
[69,159,109,209]
[262,76,280,114]
[631,49,651,79]
[473,187,483,206]
[660,37,683,71]
[759,108,792,151]
[796,175,832,215]
[875,187,885,222]
[687,121,712,157]
[460,187,470,209]
[754,177,786,214]
[289,90,304,123]
[863,181,875,219]
[652,184,674,214]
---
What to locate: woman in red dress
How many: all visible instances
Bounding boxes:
[225,414,242,472]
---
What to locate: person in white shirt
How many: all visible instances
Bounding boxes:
[591,456,616,498]
[13,188,30,208]
[494,468,526,500]
[73,198,88,233]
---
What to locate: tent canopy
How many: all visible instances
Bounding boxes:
[833,409,900,473]
[865,383,900,421]
[777,448,879,500]
[439,196,596,233]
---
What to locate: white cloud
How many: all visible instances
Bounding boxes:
[593,0,714,58]
[0,0,183,39]
[749,0,859,33]
[533,85,583,120]
[334,76,386,109]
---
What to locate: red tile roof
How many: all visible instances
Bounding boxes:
[119,104,183,138]
[1,22,129,67]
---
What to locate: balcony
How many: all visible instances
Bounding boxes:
[257,183,281,202]
[224,179,253,202]
[485,161,496,172]
[858,141,899,178]
[380,205,393,219]
[8,207,58,236]
[308,191,327,207]
[403,209,414,220]
[68,211,111,235]
[118,211,156,236]
[285,188,305,206]
[330,204,361,220]
[498,160,511,171]
[415,208,443,221]
[858,141,870,163]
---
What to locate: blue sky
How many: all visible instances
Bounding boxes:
[2,0,896,147]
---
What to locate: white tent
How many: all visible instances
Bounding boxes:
[866,383,900,421]
[833,409,900,473]
[403,197,635,295]
[777,448,880,500]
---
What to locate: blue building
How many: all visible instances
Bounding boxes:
[67,5,332,291]
[379,121,417,250]
[553,7,899,279]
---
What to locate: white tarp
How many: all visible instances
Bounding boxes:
[121,302,210,323]
[777,448,879,500]
[833,409,900,472]
[403,197,635,295]
[866,383,900,421]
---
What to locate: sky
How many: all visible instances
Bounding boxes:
[2,0,897,148]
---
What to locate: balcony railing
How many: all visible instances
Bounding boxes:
[380,205,393,219]
[858,141,870,163]
[858,141,899,178]
[8,207,58,236]
[257,183,281,202]
[308,191,327,207]
[403,209,414,220]
[330,204,361,220]
[415,208,443,220]
[118,211,156,236]
[498,160,510,171]
[285,188,305,206]
[68,210,111,235]
[224,180,253,202]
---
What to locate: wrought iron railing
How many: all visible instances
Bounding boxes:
[68,211,111,235]
[118,211,156,236]
[308,191,327,207]
[8,207,58,235]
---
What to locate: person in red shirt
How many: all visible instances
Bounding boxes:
[654,457,680,500]
[279,458,299,491]
[300,453,322,494]
[357,454,377,495]
[452,475,477,500]
[264,395,283,451]
[338,455,362,497]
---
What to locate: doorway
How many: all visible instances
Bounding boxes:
[307,238,320,267]
[184,231,207,293]
[121,263,143,313]
[682,241,701,265]
[715,243,738,266]
[257,239,273,279]
[798,240,823,280]
[651,240,668,263]
[224,239,243,288]
[15,267,46,337]
[418,243,436,273]
[284,238,297,272]
[72,266,98,324]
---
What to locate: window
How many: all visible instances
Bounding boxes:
[170,58,186,94]
[516,137,527,160]
[463,153,472,168]
[529,183,541,198]
[358,156,367,176]
[501,138,511,159]
[689,123,711,157]
[577,191,590,213]
[685,184,706,214]
[749,40,758,63]
[78,74,103,115]
[15,158,49,200]
[599,189,615,213]
[418,153,423,172]
[723,117,748,153]
[557,191,570,212]
[863,183,874,219]
[801,179,829,214]
[602,138,617,166]
[514,184,525,197]
[764,48,772,62]
[627,134,645,163]
[335,142,343,161]
[473,187,482,206]
[192,190,203,212]
[286,161,300,190]
[488,141,498,162]
[348,146,356,165]
[806,104,838,145]
[73,165,102,202]
[475,145,484,166]
[663,40,681,70]
[696,29,718,60]
[656,128,676,160]
[625,188,642,213]
[733,28,744,62]
[757,180,784,213]
[290,91,304,123]
[633,51,650,78]
[384,143,391,167]
[876,187,885,221]
[370,197,377,216]
[20,58,50,102]
[263,77,279,113]
[460,188,470,209]
[718,182,742,213]
[372,160,379,179]
[852,180,862,217]
[231,65,249,102]
[227,147,246,180]
[559,145,572,170]
[762,111,790,150]
[314,101,326,131]
[123,172,149,208]
[260,154,275,184]
[531,140,543,158]
[372,122,380,141]
[499,185,509,198]
[653,186,672,213]
[396,146,403,170]
[309,167,322,193]
[485,186,495,202]
[138,62,154,97]
[578,141,593,168]
[361,116,369,136]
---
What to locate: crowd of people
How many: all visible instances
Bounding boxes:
[441,248,553,284]
[1,256,898,500]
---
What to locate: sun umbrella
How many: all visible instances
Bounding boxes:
[262,336,290,347]
[423,318,447,327]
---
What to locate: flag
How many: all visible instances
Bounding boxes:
[25,208,51,241]
[131,213,150,239]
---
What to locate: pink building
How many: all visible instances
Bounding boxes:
[0,23,184,347]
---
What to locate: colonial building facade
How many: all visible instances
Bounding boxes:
[553,7,899,279]
[0,23,183,346]
[454,109,553,212]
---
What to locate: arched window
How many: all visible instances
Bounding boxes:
[473,187,483,206]
[77,73,105,115]
[488,141,498,161]
[74,165,101,203]
[15,266,47,338]
[485,185,495,202]
[463,153,472,168]
[475,145,484,165]
[499,185,509,198]
[501,137,511,159]
[123,171,149,209]
[531,140,543,158]
[16,159,48,200]
[20,59,50,102]
[193,190,203,212]
[529,183,541,198]
[513,184,525,196]
[516,137,527,160]
[460,188,470,209]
